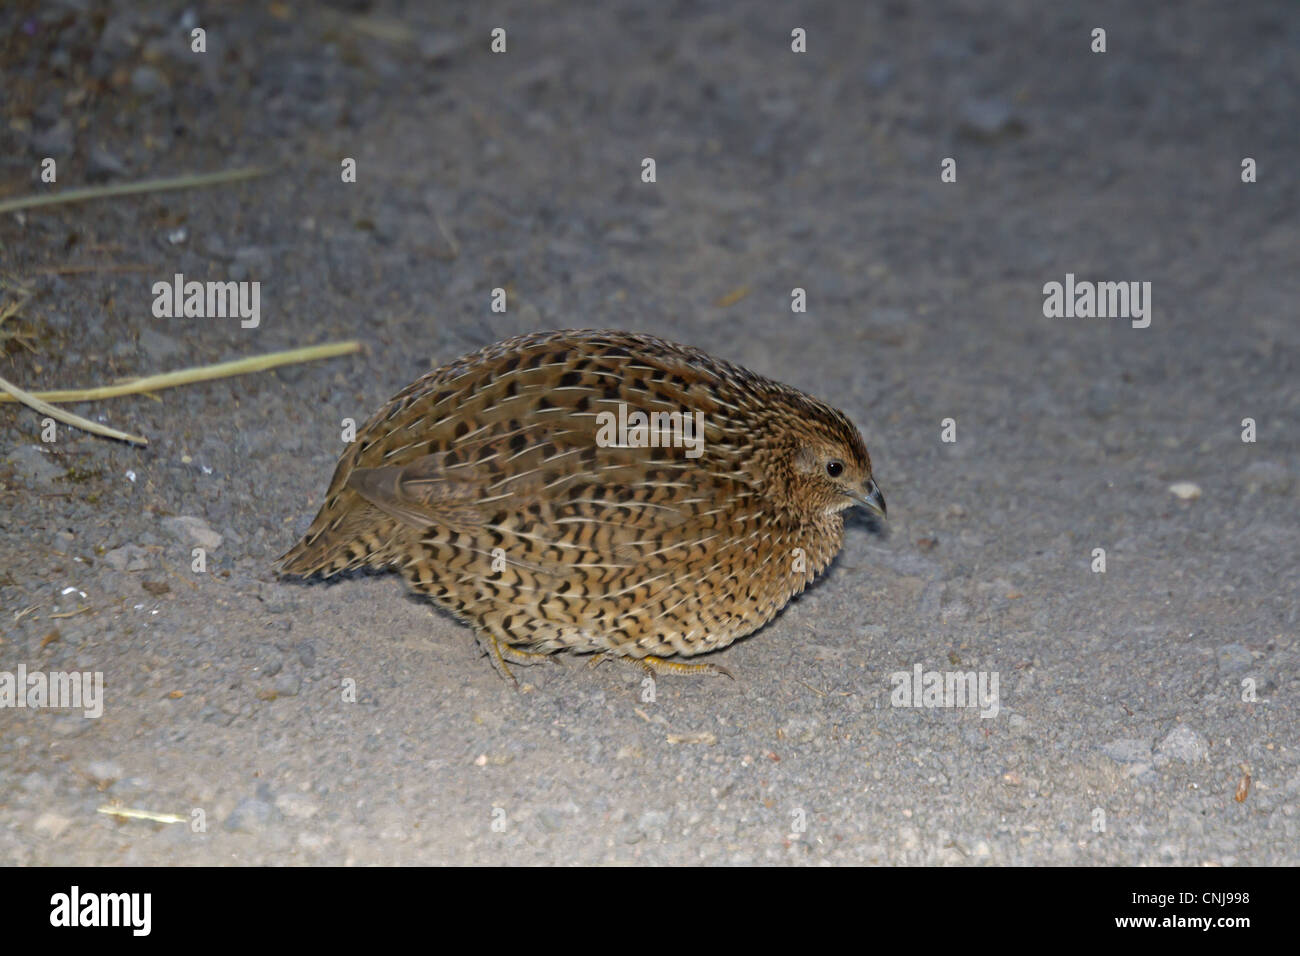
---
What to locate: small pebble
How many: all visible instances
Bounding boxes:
[31,119,75,157]
[223,797,277,833]
[138,328,182,364]
[161,515,223,551]
[958,97,1024,140]
[273,671,302,697]
[34,812,73,839]
[1216,643,1254,675]
[1101,738,1151,764]
[87,146,128,180]
[130,65,170,99]
[86,760,124,784]
[1157,726,1209,763]
[7,446,61,490]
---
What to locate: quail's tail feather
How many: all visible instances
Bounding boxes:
[275,494,404,578]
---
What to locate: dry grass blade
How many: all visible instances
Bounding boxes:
[95,805,187,825]
[0,373,149,445]
[0,167,271,215]
[0,279,36,352]
[0,341,362,405]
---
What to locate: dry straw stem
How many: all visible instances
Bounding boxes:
[0,373,148,444]
[0,341,362,446]
[95,806,187,826]
[0,341,361,405]
[0,167,270,215]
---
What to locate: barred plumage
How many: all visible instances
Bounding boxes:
[277,330,885,680]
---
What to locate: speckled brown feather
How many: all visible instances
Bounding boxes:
[277,330,882,671]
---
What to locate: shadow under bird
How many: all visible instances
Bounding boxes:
[276,329,886,681]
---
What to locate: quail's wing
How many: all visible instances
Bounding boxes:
[345,396,753,581]
[346,454,489,530]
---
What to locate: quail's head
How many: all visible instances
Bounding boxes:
[769,397,886,521]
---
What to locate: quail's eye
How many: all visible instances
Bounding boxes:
[825,459,844,479]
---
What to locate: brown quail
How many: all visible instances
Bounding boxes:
[276,329,885,680]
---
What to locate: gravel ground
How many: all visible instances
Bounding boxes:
[1,0,1297,865]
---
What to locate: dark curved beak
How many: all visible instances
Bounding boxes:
[849,479,886,519]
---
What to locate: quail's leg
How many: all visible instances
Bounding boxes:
[498,643,558,666]
[477,631,518,686]
[639,655,734,680]
[588,653,733,680]
[475,629,556,685]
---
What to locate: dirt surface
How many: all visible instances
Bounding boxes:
[1,0,1297,865]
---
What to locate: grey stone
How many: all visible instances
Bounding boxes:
[273,671,302,697]
[1216,643,1254,675]
[7,445,62,489]
[1085,383,1122,421]
[130,65,171,99]
[160,515,223,550]
[958,98,1025,141]
[274,793,320,820]
[86,760,124,784]
[87,146,128,180]
[1157,726,1209,763]
[223,797,278,833]
[34,812,73,839]
[1100,738,1151,764]
[637,810,670,832]
[138,328,183,364]
[418,33,466,63]
[103,544,152,572]
[31,119,75,157]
